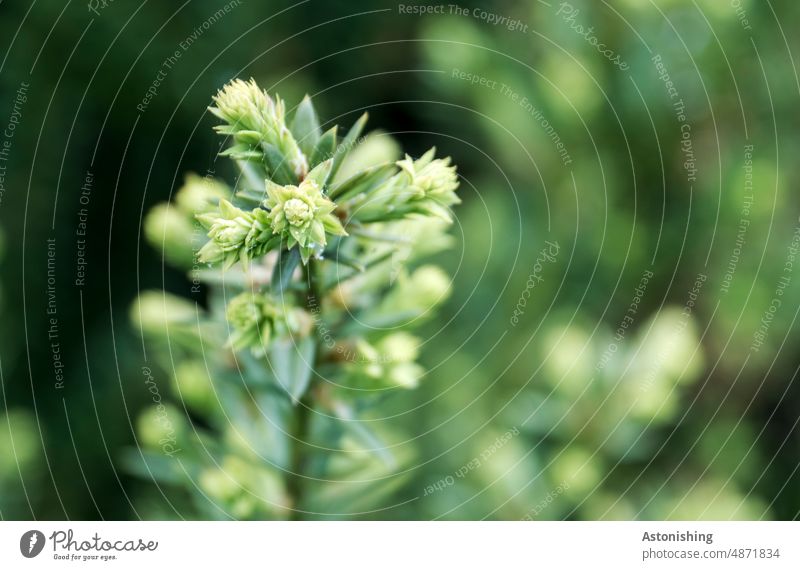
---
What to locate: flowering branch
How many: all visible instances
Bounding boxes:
[134,77,460,519]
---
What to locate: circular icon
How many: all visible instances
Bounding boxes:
[20,530,45,558]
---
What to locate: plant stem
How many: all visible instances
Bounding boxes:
[288,393,312,520]
[287,258,323,520]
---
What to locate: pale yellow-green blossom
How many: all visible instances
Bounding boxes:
[225,291,280,353]
[265,173,346,263]
[395,148,460,221]
[210,78,308,179]
[196,200,277,268]
[175,173,228,214]
[345,147,460,223]
[225,291,308,355]
[340,333,425,390]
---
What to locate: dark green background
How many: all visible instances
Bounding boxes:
[1,0,799,520]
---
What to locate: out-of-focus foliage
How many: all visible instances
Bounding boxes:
[1,0,799,520]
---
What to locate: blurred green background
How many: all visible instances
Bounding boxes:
[1,0,800,520]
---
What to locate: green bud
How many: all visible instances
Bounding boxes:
[0,409,41,481]
[391,265,452,312]
[198,470,236,504]
[551,447,602,498]
[340,333,425,390]
[196,200,278,268]
[210,78,308,179]
[175,173,228,214]
[387,362,425,389]
[226,291,279,354]
[172,361,216,415]
[144,204,196,268]
[264,161,347,263]
[396,147,460,221]
[346,147,460,224]
[356,265,452,329]
[376,332,420,363]
[131,291,198,336]
[225,291,306,355]
[136,404,187,451]
[380,333,424,388]
[333,131,401,183]
[199,463,241,504]
[199,455,289,517]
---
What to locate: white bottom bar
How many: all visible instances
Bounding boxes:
[1,522,797,569]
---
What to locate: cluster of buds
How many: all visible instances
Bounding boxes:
[342,148,461,224]
[196,200,277,268]
[226,291,307,356]
[145,76,461,383]
[197,78,460,272]
[210,79,308,180]
[199,455,290,519]
[196,161,347,267]
[264,161,346,263]
[338,333,426,390]
[144,174,228,268]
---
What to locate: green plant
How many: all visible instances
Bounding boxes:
[130,78,460,519]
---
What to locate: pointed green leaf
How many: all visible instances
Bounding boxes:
[324,251,365,272]
[220,144,262,160]
[349,227,413,244]
[305,159,333,189]
[234,187,267,206]
[291,95,321,157]
[262,143,297,185]
[306,471,409,513]
[330,400,396,468]
[329,112,368,181]
[310,126,337,169]
[272,247,301,293]
[321,249,394,290]
[236,161,268,197]
[328,162,395,201]
[269,336,316,404]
